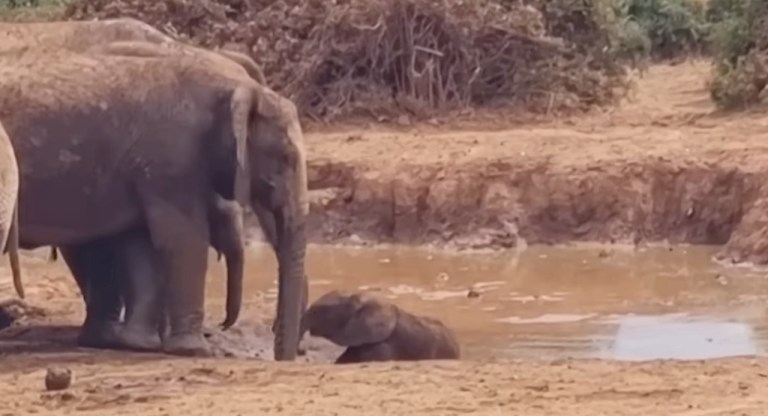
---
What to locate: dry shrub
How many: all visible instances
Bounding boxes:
[65,0,630,121]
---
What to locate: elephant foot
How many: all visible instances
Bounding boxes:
[162,333,211,357]
[114,325,162,352]
[77,321,122,349]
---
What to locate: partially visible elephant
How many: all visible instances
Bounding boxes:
[0,46,307,359]
[302,291,461,363]
[0,121,21,300]
[0,18,268,85]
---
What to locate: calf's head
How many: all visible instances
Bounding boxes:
[302,290,398,347]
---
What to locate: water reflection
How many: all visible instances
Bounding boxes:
[604,314,760,360]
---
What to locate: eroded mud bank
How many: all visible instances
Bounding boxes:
[303,157,767,264]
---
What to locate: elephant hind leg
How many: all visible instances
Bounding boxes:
[59,240,123,349]
[111,226,164,352]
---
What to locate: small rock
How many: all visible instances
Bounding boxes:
[45,367,72,391]
[467,289,480,298]
[597,249,611,258]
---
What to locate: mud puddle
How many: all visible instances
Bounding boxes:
[210,243,768,362]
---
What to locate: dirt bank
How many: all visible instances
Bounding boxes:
[304,60,768,265]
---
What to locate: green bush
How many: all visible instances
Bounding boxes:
[709,54,767,109]
[705,0,747,23]
[616,0,708,60]
[706,0,768,109]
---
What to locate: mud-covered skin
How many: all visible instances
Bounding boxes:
[303,291,460,363]
[0,47,307,359]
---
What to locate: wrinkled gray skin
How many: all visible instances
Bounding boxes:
[0,48,307,359]
[0,17,280,346]
[0,121,21,301]
[302,291,461,364]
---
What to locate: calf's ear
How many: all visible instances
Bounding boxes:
[335,294,397,347]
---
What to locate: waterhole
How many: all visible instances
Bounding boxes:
[206,244,768,361]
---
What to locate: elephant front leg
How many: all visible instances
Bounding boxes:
[143,194,211,357]
[59,242,123,349]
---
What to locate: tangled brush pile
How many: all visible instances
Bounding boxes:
[65,0,630,121]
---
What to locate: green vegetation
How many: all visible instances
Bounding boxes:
[705,0,767,109]
[611,0,708,61]
[0,0,69,20]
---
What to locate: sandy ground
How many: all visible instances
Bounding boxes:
[3,60,768,415]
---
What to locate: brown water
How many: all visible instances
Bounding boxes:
[206,243,768,361]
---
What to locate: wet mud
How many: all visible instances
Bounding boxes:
[7,242,768,364]
[225,243,768,362]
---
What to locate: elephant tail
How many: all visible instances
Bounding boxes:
[8,203,23,299]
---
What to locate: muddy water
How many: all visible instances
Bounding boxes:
[207,243,768,361]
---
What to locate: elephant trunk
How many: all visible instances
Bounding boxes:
[221,247,244,329]
[8,204,22,299]
[272,206,306,361]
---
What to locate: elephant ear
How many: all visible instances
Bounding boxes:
[230,86,253,211]
[333,293,397,347]
[251,85,309,216]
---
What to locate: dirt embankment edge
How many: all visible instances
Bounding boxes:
[304,156,756,250]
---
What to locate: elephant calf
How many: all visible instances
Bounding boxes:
[302,290,461,364]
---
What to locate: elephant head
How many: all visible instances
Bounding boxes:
[301,290,398,347]
[230,84,308,360]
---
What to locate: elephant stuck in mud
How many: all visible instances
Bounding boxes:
[302,291,461,363]
[0,121,21,301]
[0,45,307,359]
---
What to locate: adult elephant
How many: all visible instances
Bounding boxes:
[0,121,21,301]
[0,45,307,359]
[0,18,299,334]
[0,19,309,352]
